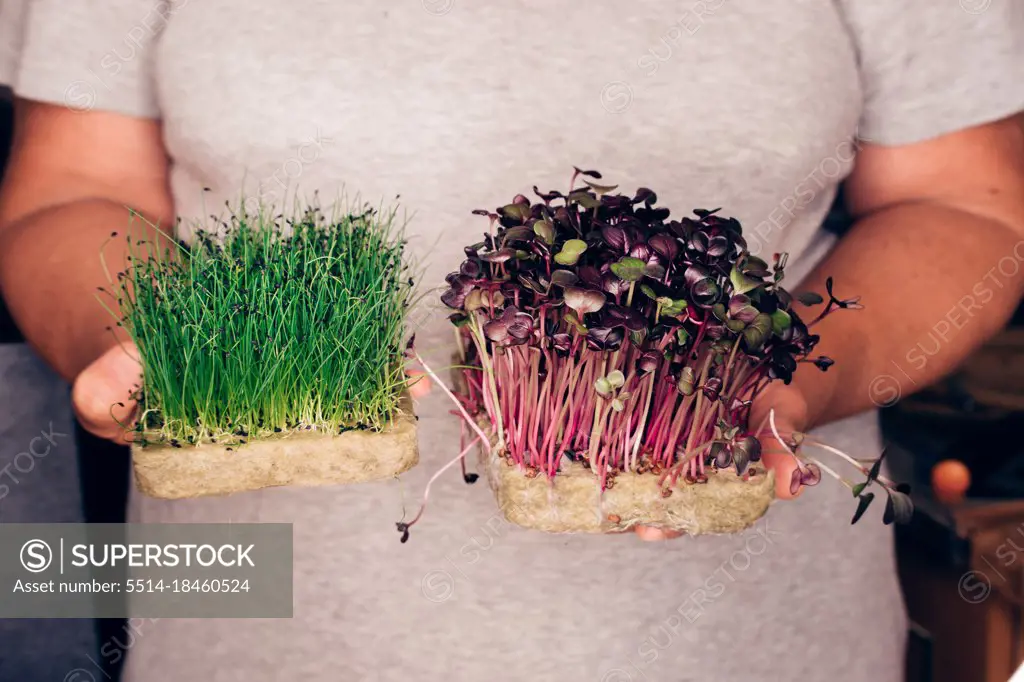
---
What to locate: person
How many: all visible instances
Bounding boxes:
[1,1,1022,680]
[0,83,101,678]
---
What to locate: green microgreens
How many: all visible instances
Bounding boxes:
[103,198,414,447]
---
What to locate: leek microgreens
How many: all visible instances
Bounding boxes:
[104,200,412,447]
[437,168,908,524]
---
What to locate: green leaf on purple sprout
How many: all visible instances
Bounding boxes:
[554,239,588,266]
[464,289,484,312]
[499,203,530,222]
[482,290,505,308]
[677,366,696,396]
[533,219,556,245]
[729,264,762,295]
[795,291,824,306]
[564,310,589,334]
[500,226,534,244]
[568,190,600,210]
[610,256,646,282]
[770,309,792,335]
[742,313,773,351]
[606,370,626,389]
[726,318,746,333]
[583,179,620,195]
[851,492,875,524]
[594,377,613,397]
[448,312,470,327]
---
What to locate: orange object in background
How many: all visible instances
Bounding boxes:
[931,459,971,504]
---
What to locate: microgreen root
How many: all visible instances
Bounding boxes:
[397,435,482,542]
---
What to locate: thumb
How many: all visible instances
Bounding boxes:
[71,342,141,442]
[756,413,804,501]
[748,387,809,501]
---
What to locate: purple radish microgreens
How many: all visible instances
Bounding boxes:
[399,168,910,541]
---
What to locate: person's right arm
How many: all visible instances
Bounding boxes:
[0,100,174,438]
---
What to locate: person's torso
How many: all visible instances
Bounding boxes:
[153,0,860,286]
[126,5,905,681]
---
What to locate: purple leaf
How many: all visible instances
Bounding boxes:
[800,462,822,486]
[551,333,572,353]
[633,187,657,206]
[637,351,660,375]
[601,271,631,296]
[734,435,761,465]
[790,469,803,496]
[574,167,603,179]
[577,265,602,288]
[701,377,723,401]
[713,442,732,469]
[460,260,482,278]
[483,318,509,343]
[550,269,579,288]
[480,248,515,263]
[706,233,730,257]
[683,264,710,288]
[586,326,625,350]
[648,234,678,261]
[601,225,629,252]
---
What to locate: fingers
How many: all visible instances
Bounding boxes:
[405,368,433,399]
[634,525,684,541]
[748,393,807,501]
[760,447,803,500]
[71,342,141,442]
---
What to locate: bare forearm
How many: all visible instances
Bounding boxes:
[0,199,171,381]
[788,201,1024,428]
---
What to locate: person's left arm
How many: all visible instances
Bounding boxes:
[753,113,1024,499]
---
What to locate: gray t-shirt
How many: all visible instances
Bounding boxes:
[2,1,1022,681]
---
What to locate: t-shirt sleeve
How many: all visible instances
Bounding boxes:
[839,0,1024,146]
[0,0,27,87]
[0,0,170,118]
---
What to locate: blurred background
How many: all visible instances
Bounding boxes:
[1,86,1023,682]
